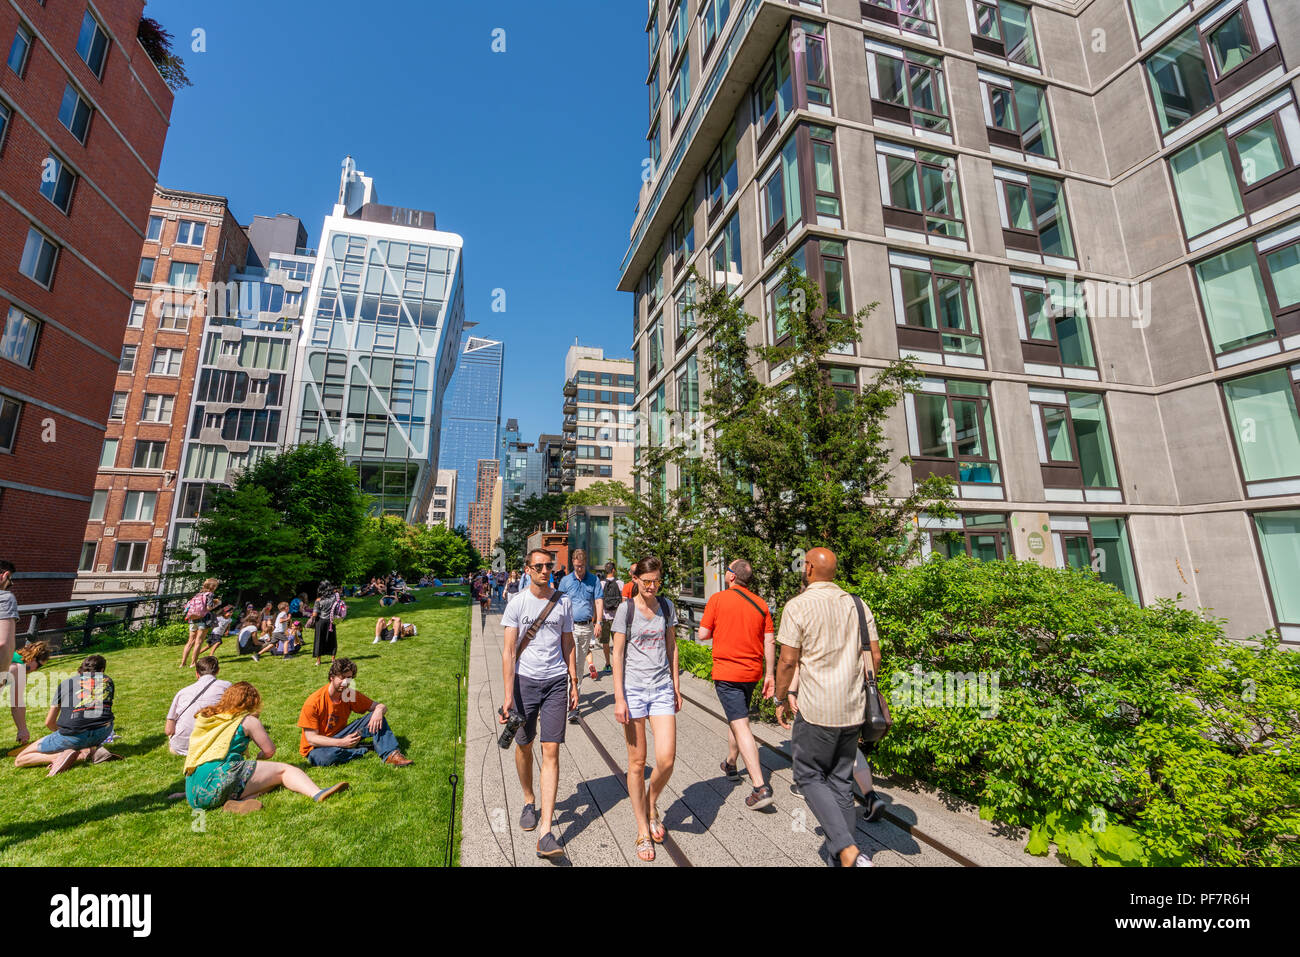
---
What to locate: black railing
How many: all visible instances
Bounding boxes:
[16,593,188,650]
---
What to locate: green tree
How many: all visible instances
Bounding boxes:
[410,524,476,578]
[649,259,954,610]
[499,493,568,570]
[236,443,369,587]
[566,480,635,508]
[183,485,316,604]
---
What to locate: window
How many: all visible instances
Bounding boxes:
[1012,273,1098,374]
[981,72,1054,159]
[668,0,687,62]
[141,393,174,423]
[760,135,803,252]
[76,11,109,77]
[109,392,127,420]
[669,54,691,128]
[120,343,137,373]
[868,43,951,136]
[810,124,842,222]
[146,216,163,242]
[906,379,1001,491]
[702,0,731,54]
[78,542,97,572]
[924,513,1010,560]
[0,307,40,368]
[7,24,32,76]
[768,240,851,344]
[1254,510,1300,629]
[150,348,181,376]
[0,395,20,452]
[1223,365,1300,493]
[167,261,199,288]
[112,542,148,573]
[710,211,742,294]
[99,437,118,468]
[175,220,206,246]
[88,489,107,521]
[158,299,192,331]
[890,253,982,361]
[19,228,57,287]
[132,440,166,470]
[648,3,660,60]
[674,279,696,344]
[1145,27,1215,134]
[39,154,75,213]
[1193,226,1300,363]
[671,197,694,262]
[798,21,831,110]
[971,0,1038,69]
[706,120,738,217]
[1130,0,1191,39]
[863,0,939,40]
[994,168,1074,260]
[825,366,858,411]
[1029,390,1121,498]
[137,257,156,284]
[1051,515,1140,602]
[128,300,146,328]
[649,62,661,121]
[755,35,794,146]
[58,84,92,143]
[677,353,699,419]
[121,491,157,523]
[0,101,10,151]
[879,142,965,240]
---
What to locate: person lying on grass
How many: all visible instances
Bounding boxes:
[5,641,51,748]
[185,681,348,813]
[297,658,412,767]
[372,616,416,644]
[14,654,121,775]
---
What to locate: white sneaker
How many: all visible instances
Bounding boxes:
[390,637,398,643]
[410,625,417,636]
[853,853,873,867]
[373,637,380,644]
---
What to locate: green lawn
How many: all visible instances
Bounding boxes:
[0,590,470,866]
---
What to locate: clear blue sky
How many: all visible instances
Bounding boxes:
[146,0,646,443]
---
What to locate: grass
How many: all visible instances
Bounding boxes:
[0,590,470,866]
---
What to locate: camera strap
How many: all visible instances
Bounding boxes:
[512,591,564,674]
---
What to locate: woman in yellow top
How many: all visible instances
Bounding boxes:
[184,682,348,813]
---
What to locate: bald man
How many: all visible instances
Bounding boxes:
[775,547,880,868]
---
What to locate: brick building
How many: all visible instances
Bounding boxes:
[467,457,501,560]
[0,0,175,607]
[72,186,249,599]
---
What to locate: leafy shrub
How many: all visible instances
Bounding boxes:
[675,638,778,723]
[852,557,1300,867]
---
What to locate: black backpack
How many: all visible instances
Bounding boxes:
[602,578,622,613]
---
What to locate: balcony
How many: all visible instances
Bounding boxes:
[562,418,577,433]
[561,451,576,468]
[563,435,576,451]
[563,398,577,415]
[563,380,578,397]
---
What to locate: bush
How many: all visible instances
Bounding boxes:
[852,557,1300,867]
[675,638,777,723]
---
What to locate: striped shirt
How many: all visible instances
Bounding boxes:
[777,581,874,728]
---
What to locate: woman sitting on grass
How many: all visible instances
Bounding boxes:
[14,654,121,775]
[236,614,275,662]
[278,619,304,658]
[372,617,416,644]
[5,641,50,748]
[185,681,348,813]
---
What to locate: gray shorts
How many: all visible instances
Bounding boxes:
[512,673,569,746]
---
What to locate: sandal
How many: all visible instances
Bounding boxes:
[648,816,665,844]
[635,835,655,862]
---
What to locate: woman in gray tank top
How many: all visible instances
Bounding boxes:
[611,555,680,863]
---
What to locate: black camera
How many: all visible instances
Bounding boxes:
[497,707,524,749]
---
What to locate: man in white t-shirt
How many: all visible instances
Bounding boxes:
[500,548,576,860]
[165,657,232,755]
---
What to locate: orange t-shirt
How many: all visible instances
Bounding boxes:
[622,581,635,599]
[297,684,375,756]
[700,586,774,683]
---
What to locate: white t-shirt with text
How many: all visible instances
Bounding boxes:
[502,589,574,682]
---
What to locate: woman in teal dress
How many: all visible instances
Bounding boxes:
[5,641,50,747]
[185,682,348,812]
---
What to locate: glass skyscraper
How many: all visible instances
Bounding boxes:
[439,336,504,529]
[288,158,466,521]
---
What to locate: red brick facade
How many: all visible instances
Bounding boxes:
[0,0,174,608]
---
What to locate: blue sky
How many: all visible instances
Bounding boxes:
[146,0,646,443]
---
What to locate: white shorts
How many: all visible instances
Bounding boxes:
[624,681,677,719]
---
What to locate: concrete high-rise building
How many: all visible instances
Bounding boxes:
[288,157,466,522]
[621,0,1300,639]
[537,433,568,495]
[562,344,636,491]
[429,468,457,529]
[0,1,175,607]
[73,187,250,599]
[439,335,504,528]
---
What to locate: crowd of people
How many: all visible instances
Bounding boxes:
[0,562,415,817]
[495,545,885,867]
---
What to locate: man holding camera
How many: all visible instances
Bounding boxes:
[500,548,577,859]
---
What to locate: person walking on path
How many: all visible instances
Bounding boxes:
[557,548,604,721]
[306,582,340,668]
[699,558,776,810]
[774,546,876,868]
[179,578,220,669]
[611,556,680,863]
[500,548,577,860]
[0,560,18,683]
[597,562,622,675]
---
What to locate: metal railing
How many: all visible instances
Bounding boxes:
[16,593,188,650]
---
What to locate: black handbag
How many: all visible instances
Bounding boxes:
[852,596,892,744]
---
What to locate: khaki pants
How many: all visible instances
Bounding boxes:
[571,621,594,695]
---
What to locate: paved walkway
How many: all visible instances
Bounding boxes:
[460,606,1060,867]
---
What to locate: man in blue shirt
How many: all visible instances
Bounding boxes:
[557,549,604,723]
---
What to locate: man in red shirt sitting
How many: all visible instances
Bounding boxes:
[297,658,412,767]
[698,559,775,810]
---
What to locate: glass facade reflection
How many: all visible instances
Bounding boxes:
[438,337,504,529]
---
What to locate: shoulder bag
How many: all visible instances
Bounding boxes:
[852,596,892,744]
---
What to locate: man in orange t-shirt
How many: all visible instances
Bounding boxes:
[297,658,412,767]
[699,558,776,810]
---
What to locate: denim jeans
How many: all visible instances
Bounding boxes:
[307,714,399,766]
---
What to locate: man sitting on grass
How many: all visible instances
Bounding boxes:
[14,654,121,775]
[297,658,413,767]
[166,656,231,755]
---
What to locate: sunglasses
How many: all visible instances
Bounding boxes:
[530,562,555,571]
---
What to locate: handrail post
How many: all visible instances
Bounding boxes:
[83,604,98,648]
